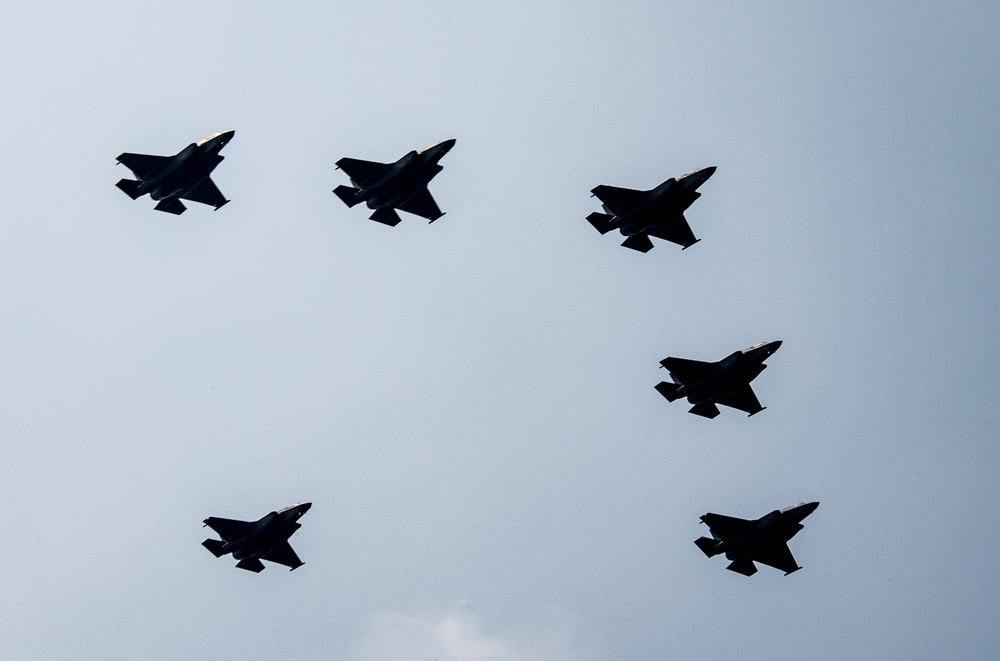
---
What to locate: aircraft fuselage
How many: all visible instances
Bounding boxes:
[676,352,767,405]
[358,140,454,210]
[134,130,233,201]
[222,503,310,560]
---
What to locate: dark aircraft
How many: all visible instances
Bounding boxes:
[115,130,234,215]
[202,502,311,572]
[695,501,819,576]
[654,340,782,418]
[587,166,717,252]
[333,139,456,226]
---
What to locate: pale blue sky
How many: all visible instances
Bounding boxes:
[0,2,997,659]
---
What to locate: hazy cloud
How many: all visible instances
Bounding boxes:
[350,606,587,661]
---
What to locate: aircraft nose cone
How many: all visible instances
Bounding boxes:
[300,502,312,513]
[769,340,782,352]
[803,502,819,515]
[703,165,717,178]
[439,138,456,152]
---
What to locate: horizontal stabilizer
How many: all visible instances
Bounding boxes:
[694,536,720,557]
[727,559,758,576]
[689,402,721,419]
[116,178,144,200]
[369,208,402,226]
[201,538,226,558]
[586,212,616,235]
[154,198,186,215]
[654,381,682,402]
[621,233,654,252]
[236,558,265,573]
[333,185,362,208]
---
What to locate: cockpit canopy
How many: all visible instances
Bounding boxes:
[742,342,770,353]
[197,130,235,147]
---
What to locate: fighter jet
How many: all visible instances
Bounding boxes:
[695,501,819,576]
[115,130,234,215]
[654,341,782,418]
[587,166,717,252]
[333,139,455,226]
[202,502,311,572]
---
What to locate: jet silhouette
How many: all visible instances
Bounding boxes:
[655,341,782,418]
[587,166,716,251]
[695,502,819,576]
[333,139,455,225]
[115,130,234,214]
[202,502,311,572]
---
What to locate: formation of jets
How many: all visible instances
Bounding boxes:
[116,131,816,577]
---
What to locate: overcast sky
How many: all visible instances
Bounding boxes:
[0,2,998,659]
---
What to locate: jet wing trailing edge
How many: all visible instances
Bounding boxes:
[262,540,304,570]
[182,178,229,209]
[753,543,801,575]
[398,187,444,222]
[648,214,698,249]
[718,385,765,416]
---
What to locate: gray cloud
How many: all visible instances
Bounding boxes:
[350,607,585,661]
